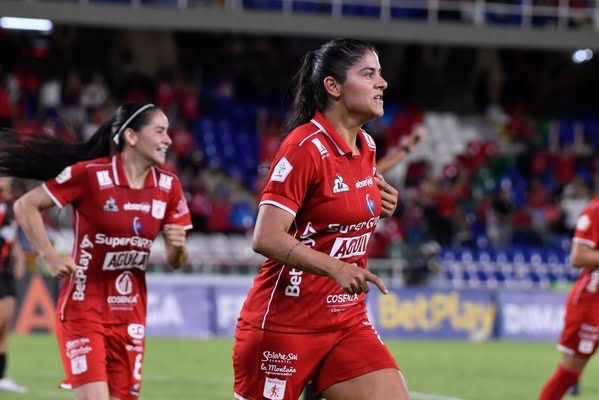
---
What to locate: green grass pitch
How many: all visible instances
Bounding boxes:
[3,335,598,399]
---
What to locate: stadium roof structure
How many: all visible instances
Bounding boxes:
[2,0,599,50]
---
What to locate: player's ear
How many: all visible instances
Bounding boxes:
[323,76,340,99]
[123,128,138,147]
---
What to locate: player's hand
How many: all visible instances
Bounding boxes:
[163,224,187,248]
[331,261,388,295]
[375,172,398,218]
[42,251,78,279]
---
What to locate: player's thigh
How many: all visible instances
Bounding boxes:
[233,319,336,400]
[312,321,400,397]
[73,381,110,400]
[322,369,409,400]
[105,323,146,400]
[56,320,109,388]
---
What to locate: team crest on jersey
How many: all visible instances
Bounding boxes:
[103,197,119,212]
[115,271,134,295]
[151,200,166,219]
[96,170,113,188]
[332,174,349,194]
[55,166,72,184]
[263,377,286,400]
[270,157,293,182]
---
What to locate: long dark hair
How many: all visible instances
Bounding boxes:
[0,102,159,181]
[285,38,377,133]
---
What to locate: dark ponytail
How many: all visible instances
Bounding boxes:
[285,38,377,134]
[0,102,158,181]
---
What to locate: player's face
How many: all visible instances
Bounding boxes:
[338,50,387,121]
[132,110,171,165]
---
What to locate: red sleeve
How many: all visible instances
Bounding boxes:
[260,141,316,217]
[573,203,599,249]
[162,175,193,230]
[42,162,88,208]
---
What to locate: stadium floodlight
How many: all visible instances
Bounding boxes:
[0,17,53,33]
[571,48,593,64]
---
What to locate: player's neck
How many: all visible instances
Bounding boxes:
[119,151,151,189]
[322,108,361,154]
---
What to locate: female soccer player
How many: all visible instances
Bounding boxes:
[1,102,191,400]
[233,38,407,400]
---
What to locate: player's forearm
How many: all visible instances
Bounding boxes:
[570,243,599,268]
[14,197,55,258]
[253,234,343,278]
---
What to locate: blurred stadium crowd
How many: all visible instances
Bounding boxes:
[0,27,598,287]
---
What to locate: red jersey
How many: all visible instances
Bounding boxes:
[43,155,192,324]
[569,196,599,304]
[239,111,381,333]
[0,199,17,273]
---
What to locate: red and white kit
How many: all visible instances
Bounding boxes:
[235,111,397,400]
[559,197,599,357]
[44,154,191,399]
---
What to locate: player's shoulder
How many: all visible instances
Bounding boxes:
[584,197,599,214]
[153,166,183,192]
[282,121,332,158]
[77,156,113,170]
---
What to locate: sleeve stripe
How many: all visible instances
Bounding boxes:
[259,200,297,218]
[573,237,597,248]
[182,224,193,231]
[42,183,64,209]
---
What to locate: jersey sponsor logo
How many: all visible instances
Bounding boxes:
[311,138,329,158]
[326,293,359,304]
[73,235,93,301]
[103,197,119,212]
[123,202,151,213]
[55,166,72,184]
[96,170,113,188]
[261,351,298,363]
[332,174,349,193]
[70,355,88,375]
[284,268,303,297]
[263,377,286,400]
[158,174,173,191]
[95,233,153,249]
[151,199,166,219]
[102,250,149,271]
[107,294,139,304]
[355,176,373,188]
[366,194,376,216]
[115,271,134,295]
[127,324,145,340]
[329,233,371,259]
[577,214,591,231]
[270,157,293,182]
[133,217,142,236]
[327,217,379,233]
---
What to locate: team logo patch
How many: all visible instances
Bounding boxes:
[103,197,119,212]
[96,170,113,188]
[115,271,134,295]
[70,355,88,375]
[151,200,166,219]
[133,217,142,235]
[55,166,72,184]
[332,174,349,194]
[366,194,376,216]
[579,339,594,354]
[263,377,286,400]
[577,214,591,231]
[270,157,293,182]
[128,324,145,340]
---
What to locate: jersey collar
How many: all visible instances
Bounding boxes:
[311,111,369,156]
[111,154,158,188]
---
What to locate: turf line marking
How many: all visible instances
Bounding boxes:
[410,391,464,400]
